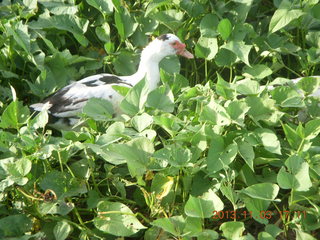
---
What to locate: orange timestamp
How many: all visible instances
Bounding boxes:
[212,210,307,220]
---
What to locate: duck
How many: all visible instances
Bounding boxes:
[30,34,194,129]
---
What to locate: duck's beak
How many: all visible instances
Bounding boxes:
[175,42,194,59]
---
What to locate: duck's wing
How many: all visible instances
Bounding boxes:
[30,74,132,118]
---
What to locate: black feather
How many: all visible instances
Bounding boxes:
[157,34,169,41]
[83,75,133,87]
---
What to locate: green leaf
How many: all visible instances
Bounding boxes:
[6,21,31,54]
[151,216,185,236]
[112,85,130,96]
[241,183,279,201]
[296,76,320,96]
[184,189,224,218]
[215,73,235,99]
[94,200,146,236]
[217,18,232,40]
[146,85,174,112]
[180,0,205,18]
[200,14,219,37]
[270,86,303,107]
[238,140,255,171]
[114,6,138,41]
[120,79,149,116]
[197,230,219,240]
[269,1,303,33]
[159,55,181,74]
[305,119,320,140]
[195,37,218,60]
[29,109,48,129]
[54,221,72,240]
[199,99,231,126]
[207,138,238,173]
[95,22,111,42]
[131,113,153,132]
[222,41,252,66]
[29,14,89,46]
[243,64,273,79]
[220,222,245,239]
[86,0,113,15]
[82,98,114,121]
[254,128,281,155]
[151,10,184,30]
[0,214,32,238]
[0,100,30,129]
[226,100,250,126]
[277,155,312,191]
[107,137,154,177]
[236,79,260,95]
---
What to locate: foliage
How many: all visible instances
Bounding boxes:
[0,0,320,239]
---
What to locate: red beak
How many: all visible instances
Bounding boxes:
[174,42,194,59]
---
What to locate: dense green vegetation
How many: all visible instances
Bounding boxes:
[0,0,320,239]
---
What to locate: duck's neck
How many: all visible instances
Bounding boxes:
[124,41,163,91]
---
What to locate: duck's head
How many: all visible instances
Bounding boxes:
[142,34,194,62]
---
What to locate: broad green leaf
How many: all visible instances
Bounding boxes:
[238,140,255,171]
[114,6,138,41]
[107,137,154,177]
[305,119,320,140]
[241,183,279,201]
[95,22,111,42]
[94,200,146,236]
[131,113,153,132]
[226,100,250,126]
[151,216,185,236]
[29,109,48,129]
[197,230,219,240]
[220,222,245,239]
[269,1,303,33]
[282,123,302,150]
[207,139,238,173]
[153,113,181,137]
[243,64,273,79]
[217,18,232,40]
[0,214,32,238]
[270,86,303,107]
[151,10,184,30]
[254,128,281,155]
[39,200,74,216]
[236,79,260,95]
[296,229,317,240]
[82,98,114,121]
[296,76,320,96]
[277,155,312,191]
[120,79,149,116]
[146,85,174,112]
[6,158,31,186]
[195,37,218,60]
[160,55,181,74]
[180,0,205,17]
[185,189,224,218]
[6,21,31,54]
[86,0,113,15]
[113,50,140,75]
[0,100,30,129]
[222,41,252,66]
[246,95,283,124]
[215,73,235,99]
[54,221,72,240]
[112,85,130,96]
[167,145,192,167]
[145,0,171,16]
[29,14,89,46]
[199,99,231,126]
[200,14,219,37]
[215,48,237,67]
